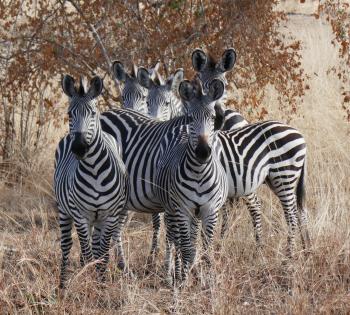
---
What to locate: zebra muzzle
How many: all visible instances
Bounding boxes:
[71,132,88,160]
[194,135,211,164]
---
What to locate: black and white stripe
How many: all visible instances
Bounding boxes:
[112,61,160,115]
[192,48,249,131]
[54,76,129,288]
[192,48,310,252]
[137,67,184,121]
[218,120,309,254]
[155,79,228,282]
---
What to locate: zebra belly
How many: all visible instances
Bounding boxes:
[226,166,269,198]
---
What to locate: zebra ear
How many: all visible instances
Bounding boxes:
[62,75,76,97]
[179,80,195,102]
[208,79,224,101]
[217,48,236,73]
[137,67,153,89]
[112,61,128,82]
[192,49,207,72]
[155,71,165,86]
[89,76,104,98]
[149,60,160,80]
[166,68,183,92]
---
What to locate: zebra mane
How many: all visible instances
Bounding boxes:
[77,76,88,96]
[191,76,205,97]
[130,63,138,78]
[153,71,165,86]
[205,51,218,70]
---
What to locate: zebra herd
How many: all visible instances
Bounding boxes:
[54,48,310,288]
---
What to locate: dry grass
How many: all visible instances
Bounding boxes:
[1,13,350,315]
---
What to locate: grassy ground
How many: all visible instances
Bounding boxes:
[1,12,350,315]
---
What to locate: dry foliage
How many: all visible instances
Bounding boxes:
[318,1,350,121]
[1,1,350,314]
[0,0,306,168]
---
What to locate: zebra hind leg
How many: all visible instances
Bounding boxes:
[146,213,161,266]
[277,193,298,258]
[244,193,263,247]
[114,210,128,271]
[221,198,239,238]
[59,211,73,289]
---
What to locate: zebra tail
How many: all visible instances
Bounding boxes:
[296,161,306,211]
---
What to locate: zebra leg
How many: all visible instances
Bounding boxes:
[220,201,229,238]
[96,217,119,281]
[79,224,94,266]
[179,218,193,282]
[297,206,311,252]
[147,213,161,265]
[278,193,298,258]
[114,210,128,271]
[164,212,174,280]
[244,193,263,246]
[92,226,101,260]
[221,198,238,238]
[164,211,182,284]
[59,210,73,289]
[200,209,219,267]
[75,219,93,266]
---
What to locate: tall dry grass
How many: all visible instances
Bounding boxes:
[1,13,350,314]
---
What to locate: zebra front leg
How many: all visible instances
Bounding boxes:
[59,211,73,289]
[75,219,94,267]
[92,226,101,260]
[163,211,182,285]
[95,217,119,281]
[147,213,161,265]
[200,209,219,267]
[179,214,197,283]
[164,212,174,280]
[244,193,263,246]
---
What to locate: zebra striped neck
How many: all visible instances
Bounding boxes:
[184,145,213,170]
[76,126,109,167]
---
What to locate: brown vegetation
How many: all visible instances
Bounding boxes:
[1,1,350,314]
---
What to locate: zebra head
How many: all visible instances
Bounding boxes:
[112,61,159,114]
[179,79,225,164]
[137,67,184,121]
[192,48,236,94]
[62,75,103,160]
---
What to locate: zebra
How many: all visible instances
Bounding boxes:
[156,79,228,282]
[192,48,311,250]
[137,66,184,121]
[192,48,249,130]
[143,50,247,131]
[218,121,309,256]
[131,56,311,255]
[112,60,160,114]
[54,75,129,288]
[112,60,164,260]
